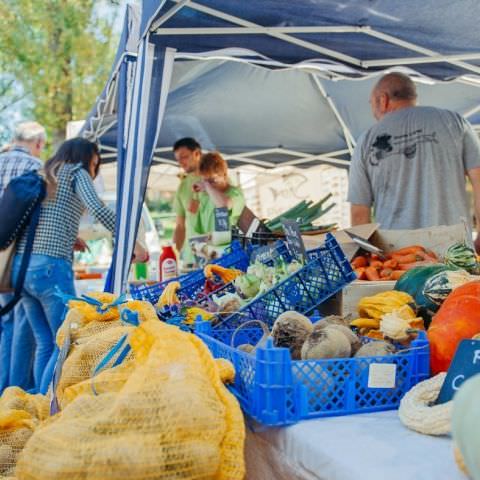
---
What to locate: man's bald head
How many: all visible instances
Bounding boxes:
[370,72,417,120]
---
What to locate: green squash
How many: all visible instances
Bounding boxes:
[423,269,472,306]
[452,373,480,479]
[445,242,478,273]
[394,264,457,325]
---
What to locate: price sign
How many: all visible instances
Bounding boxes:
[214,207,230,232]
[282,219,307,262]
[368,363,397,389]
[250,245,278,264]
[436,339,480,404]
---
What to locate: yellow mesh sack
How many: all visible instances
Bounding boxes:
[53,299,136,410]
[56,324,135,409]
[53,295,157,408]
[16,319,245,480]
[0,388,49,478]
[68,292,120,322]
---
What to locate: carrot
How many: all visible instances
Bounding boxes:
[369,260,384,269]
[389,270,406,280]
[415,250,438,262]
[354,267,367,280]
[391,253,420,264]
[380,268,393,278]
[383,259,398,269]
[365,266,380,281]
[352,256,367,268]
[398,261,435,271]
[390,245,425,256]
[425,249,438,260]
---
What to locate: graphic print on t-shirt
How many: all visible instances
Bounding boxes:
[369,129,438,165]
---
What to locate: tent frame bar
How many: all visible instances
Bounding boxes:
[311,75,356,155]
[101,145,351,168]
[155,26,365,35]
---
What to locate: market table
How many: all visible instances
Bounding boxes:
[245,410,465,480]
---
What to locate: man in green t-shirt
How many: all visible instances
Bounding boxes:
[172,138,204,265]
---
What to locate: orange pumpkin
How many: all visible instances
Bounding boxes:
[442,281,480,306]
[428,295,480,374]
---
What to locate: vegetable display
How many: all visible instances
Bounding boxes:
[444,242,478,273]
[394,264,457,323]
[259,311,400,361]
[156,281,180,308]
[204,264,243,283]
[428,290,480,374]
[350,291,423,341]
[351,245,438,281]
[423,269,473,306]
[272,311,313,360]
[265,195,337,233]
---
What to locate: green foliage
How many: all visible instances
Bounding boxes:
[0,0,121,153]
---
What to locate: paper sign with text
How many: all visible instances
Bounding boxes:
[368,363,397,389]
[436,339,480,404]
[250,245,278,264]
[214,207,230,232]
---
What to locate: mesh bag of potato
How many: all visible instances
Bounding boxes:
[14,307,245,479]
[53,295,163,409]
[0,388,49,478]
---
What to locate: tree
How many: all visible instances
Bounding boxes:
[0,0,122,151]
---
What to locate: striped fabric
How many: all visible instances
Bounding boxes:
[0,146,42,198]
[17,164,115,262]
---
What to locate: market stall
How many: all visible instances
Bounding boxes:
[82,1,480,294]
[60,2,480,480]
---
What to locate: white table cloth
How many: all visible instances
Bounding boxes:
[245,410,466,480]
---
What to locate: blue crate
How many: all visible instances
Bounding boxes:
[196,320,430,427]
[213,233,355,330]
[130,240,250,304]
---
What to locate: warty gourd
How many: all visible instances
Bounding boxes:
[398,373,452,436]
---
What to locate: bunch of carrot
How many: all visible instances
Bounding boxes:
[351,245,438,281]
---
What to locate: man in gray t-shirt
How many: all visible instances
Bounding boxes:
[348,72,480,251]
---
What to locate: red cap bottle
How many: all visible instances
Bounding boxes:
[159,245,178,281]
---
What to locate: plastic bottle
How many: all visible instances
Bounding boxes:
[134,262,148,281]
[159,245,178,281]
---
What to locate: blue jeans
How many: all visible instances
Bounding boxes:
[0,294,35,392]
[12,254,75,394]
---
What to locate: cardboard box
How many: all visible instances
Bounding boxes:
[311,223,467,318]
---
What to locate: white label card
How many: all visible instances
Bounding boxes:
[368,363,397,389]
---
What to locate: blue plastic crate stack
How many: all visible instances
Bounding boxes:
[196,320,430,426]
